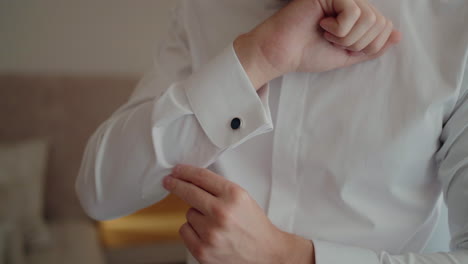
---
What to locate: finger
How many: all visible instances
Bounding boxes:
[362,19,394,55]
[186,208,211,240]
[320,0,361,37]
[323,1,376,47]
[345,29,401,65]
[179,222,203,255]
[346,6,387,51]
[163,175,217,215]
[172,164,228,196]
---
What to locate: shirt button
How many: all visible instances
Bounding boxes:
[230,117,242,130]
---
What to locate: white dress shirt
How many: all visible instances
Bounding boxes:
[76,0,468,263]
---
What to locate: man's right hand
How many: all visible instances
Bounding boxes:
[234,0,402,90]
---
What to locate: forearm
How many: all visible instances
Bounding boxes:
[75,85,224,220]
[76,101,158,220]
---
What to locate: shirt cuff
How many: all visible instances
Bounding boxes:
[183,43,273,149]
[313,239,380,264]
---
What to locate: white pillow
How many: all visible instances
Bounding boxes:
[0,139,50,252]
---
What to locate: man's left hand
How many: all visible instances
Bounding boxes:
[163,164,314,264]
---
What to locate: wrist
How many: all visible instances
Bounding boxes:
[233,33,282,91]
[278,231,315,264]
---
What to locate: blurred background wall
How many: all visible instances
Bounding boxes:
[0,1,188,263]
[0,0,177,76]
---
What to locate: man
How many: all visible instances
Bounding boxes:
[76,0,468,263]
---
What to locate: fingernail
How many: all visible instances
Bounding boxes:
[163,175,174,190]
[319,19,330,30]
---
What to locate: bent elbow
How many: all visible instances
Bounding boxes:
[75,169,127,221]
[75,179,114,221]
[81,201,115,221]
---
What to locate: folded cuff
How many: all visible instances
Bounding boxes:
[183,43,273,149]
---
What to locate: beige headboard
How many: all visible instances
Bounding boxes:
[0,74,136,220]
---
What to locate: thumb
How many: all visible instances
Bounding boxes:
[346,29,402,66]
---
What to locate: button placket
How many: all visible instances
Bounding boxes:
[267,73,309,232]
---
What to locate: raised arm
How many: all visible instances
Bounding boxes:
[76,0,401,221]
[75,5,273,220]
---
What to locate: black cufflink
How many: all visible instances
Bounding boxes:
[230,117,242,130]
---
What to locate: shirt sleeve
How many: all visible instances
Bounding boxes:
[312,63,468,264]
[75,5,273,221]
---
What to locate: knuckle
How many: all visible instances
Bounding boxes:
[351,6,361,19]
[387,20,394,30]
[376,16,386,29]
[219,212,232,227]
[348,43,363,52]
[170,178,178,190]
[193,168,206,181]
[366,12,377,25]
[333,36,352,47]
[364,43,381,54]
[212,204,233,228]
[341,38,354,47]
[185,208,195,221]
[335,28,348,38]
[192,245,207,261]
[179,223,189,236]
[204,229,220,245]
[212,204,228,222]
[229,184,249,203]
[218,213,231,228]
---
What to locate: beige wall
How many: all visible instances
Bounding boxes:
[0,0,178,76]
